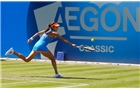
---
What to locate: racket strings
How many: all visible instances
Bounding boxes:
[77,46,95,51]
[84,46,95,51]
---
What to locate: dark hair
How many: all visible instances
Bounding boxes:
[45,22,58,32]
[44,23,53,32]
[48,23,52,28]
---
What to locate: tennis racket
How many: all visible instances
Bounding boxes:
[77,45,95,51]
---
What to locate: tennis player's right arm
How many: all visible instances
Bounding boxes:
[54,32,77,48]
[27,30,46,43]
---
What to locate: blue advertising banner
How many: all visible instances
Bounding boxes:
[1,1,140,64]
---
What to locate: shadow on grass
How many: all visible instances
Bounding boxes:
[21,76,117,80]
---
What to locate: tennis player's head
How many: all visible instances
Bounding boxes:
[48,22,59,32]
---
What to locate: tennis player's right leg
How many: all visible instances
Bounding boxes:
[13,50,38,62]
[5,47,38,62]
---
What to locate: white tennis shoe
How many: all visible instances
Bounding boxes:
[54,74,63,78]
[5,48,14,56]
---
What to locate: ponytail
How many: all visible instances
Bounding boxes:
[45,22,59,32]
[45,23,52,32]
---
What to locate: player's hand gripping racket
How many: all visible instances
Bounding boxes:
[77,46,95,51]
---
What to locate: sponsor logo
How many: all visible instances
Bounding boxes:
[33,2,140,54]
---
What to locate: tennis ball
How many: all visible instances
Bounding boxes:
[91,38,94,42]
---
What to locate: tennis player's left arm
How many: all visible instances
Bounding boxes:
[28,30,46,43]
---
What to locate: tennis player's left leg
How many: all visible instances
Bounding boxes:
[40,50,63,78]
[40,50,58,74]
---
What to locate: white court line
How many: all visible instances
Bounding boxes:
[70,36,127,41]
[1,58,140,66]
[1,78,89,88]
[56,83,88,88]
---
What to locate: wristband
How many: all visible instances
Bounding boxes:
[71,44,74,46]
[30,37,34,40]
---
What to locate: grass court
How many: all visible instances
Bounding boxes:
[0,60,140,88]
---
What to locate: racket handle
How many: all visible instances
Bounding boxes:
[76,46,80,48]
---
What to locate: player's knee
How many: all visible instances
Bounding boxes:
[25,58,31,63]
[50,58,56,62]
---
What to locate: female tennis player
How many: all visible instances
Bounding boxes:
[5,22,77,78]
